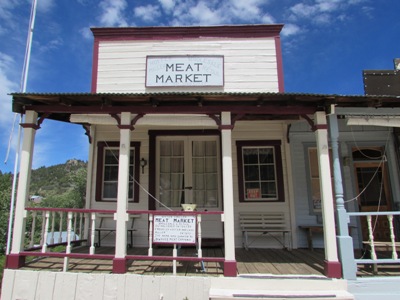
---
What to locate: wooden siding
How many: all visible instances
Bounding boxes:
[96,39,279,93]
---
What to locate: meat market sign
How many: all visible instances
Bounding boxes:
[146,55,224,87]
[152,214,197,245]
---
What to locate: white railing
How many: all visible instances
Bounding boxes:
[22,208,225,274]
[348,211,400,270]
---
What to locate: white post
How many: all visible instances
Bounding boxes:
[63,211,73,272]
[173,244,177,275]
[113,112,131,273]
[9,111,38,266]
[50,211,55,245]
[58,212,63,244]
[314,111,341,278]
[29,211,36,248]
[90,213,96,255]
[220,112,237,277]
[41,211,50,253]
[197,214,202,258]
[148,214,153,256]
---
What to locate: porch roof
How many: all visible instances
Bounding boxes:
[11,91,400,123]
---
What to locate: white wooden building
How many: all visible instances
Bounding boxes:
[3,24,400,300]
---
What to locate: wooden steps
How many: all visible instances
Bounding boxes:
[209,276,354,300]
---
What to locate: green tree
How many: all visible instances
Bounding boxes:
[0,172,12,253]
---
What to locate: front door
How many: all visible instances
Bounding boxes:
[155,135,223,238]
[353,147,392,242]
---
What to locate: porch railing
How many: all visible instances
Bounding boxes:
[20,208,224,274]
[348,211,400,271]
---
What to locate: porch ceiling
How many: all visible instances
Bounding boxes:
[11,91,400,123]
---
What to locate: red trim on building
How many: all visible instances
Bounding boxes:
[224,260,237,277]
[91,24,283,41]
[324,260,342,279]
[5,254,25,269]
[314,124,328,130]
[275,35,285,92]
[91,39,99,93]
[112,257,127,274]
[20,123,40,130]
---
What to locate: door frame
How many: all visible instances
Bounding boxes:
[148,129,221,210]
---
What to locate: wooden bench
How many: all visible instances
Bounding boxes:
[239,212,291,250]
[95,214,139,248]
[299,225,356,251]
[362,241,400,274]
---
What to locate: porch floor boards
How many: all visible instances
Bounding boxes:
[20,247,400,277]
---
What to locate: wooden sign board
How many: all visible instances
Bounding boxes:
[153,214,197,245]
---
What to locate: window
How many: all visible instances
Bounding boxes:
[157,136,221,208]
[236,140,284,202]
[96,141,140,202]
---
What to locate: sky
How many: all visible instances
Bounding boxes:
[0,0,399,174]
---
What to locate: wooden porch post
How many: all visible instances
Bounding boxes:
[314,111,342,278]
[113,112,131,273]
[7,110,38,269]
[328,111,357,280]
[220,112,237,277]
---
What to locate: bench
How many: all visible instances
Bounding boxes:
[95,214,139,248]
[299,224,356,251]
[362,241,400,274]
[239,212,291,250]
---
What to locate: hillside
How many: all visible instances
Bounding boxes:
[30,159,87,198]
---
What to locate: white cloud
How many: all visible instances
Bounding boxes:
[288,0,367,25]
[0,52,18,127]
[0,52,19,163]
[37,0,55,13]
[158,0,175,12]
[38,37,63,53]
[157,0,272,26]
[98,0,128,27]
[79,26,93,40]
[0,0,18,21]
[134,4,161,23]
[281,23,301,37]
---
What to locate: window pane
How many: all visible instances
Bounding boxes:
[243,149,259,164]
[160,173,171,189]
[244,165,259,181]
[193,174,205,189]
[160,157,171,172]
[260,165,275,180]
[105,149,119,164]
[103,182,117,198]
[104,166,118,181]
[261,182,276,198]
[259,148,274,163]
[193,157,205,173]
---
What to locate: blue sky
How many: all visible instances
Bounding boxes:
[0,0,399,173]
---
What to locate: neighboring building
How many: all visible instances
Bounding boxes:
[29,195,43,203]
[3,25,400,300]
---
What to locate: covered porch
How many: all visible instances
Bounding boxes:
[6,92,400,281]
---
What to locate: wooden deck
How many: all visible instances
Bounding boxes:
[21,246,400,277]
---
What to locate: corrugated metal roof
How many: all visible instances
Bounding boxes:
[10,91,400,123]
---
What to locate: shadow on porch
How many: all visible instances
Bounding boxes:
[20,246,400,277]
